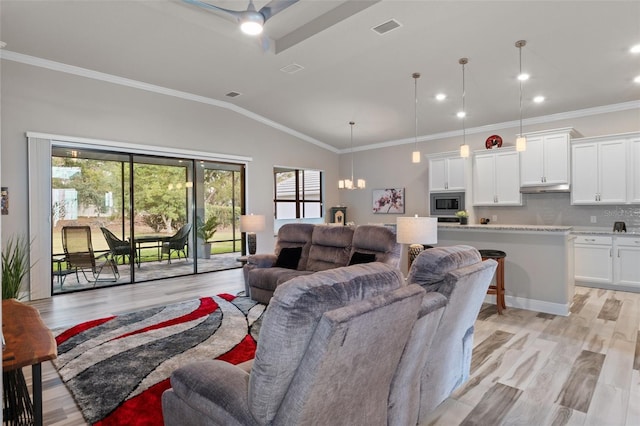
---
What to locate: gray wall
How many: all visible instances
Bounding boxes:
[1,60,339,253]
[338,107,640,231]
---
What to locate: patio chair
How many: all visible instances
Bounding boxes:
[161,223,192,263]
[100,227,135,266]
[62,225,119,284]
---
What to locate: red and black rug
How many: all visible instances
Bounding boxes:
[53,294,265,425]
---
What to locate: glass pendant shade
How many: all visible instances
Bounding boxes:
[460,144,470,158]
[412,151,421,163]
[516,136,527,152]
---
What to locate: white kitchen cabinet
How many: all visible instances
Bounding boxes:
[428,154,466,192]
[571,138,627,204]
[574,235,613,284]
[629,137,640,203]
[613,237,640,288]
[574,235,640,290]
[472,148,521,206]
[520,128,576,187]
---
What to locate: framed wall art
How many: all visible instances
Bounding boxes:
[372,188,404,214]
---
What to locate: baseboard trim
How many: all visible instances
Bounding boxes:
[484,295,570,316]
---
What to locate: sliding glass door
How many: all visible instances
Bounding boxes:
[51,147,245,294]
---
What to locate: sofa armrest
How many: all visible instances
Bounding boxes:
[164,360,258,426]
[247,254,277,268]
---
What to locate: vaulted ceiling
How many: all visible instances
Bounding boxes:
[1,1,639,151]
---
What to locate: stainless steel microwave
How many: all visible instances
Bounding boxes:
[430,192,465,216]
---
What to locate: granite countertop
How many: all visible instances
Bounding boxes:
[437,223,573,233]
[571,226,640,236]
[437,223,640,235]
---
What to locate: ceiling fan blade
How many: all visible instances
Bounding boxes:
[182,0,244,20]
[258,0,299,22]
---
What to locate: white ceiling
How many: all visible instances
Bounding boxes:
[1,0,639,151]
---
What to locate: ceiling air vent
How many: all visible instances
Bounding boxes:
[225,91,242,98]
[372,19,402,35]
[280,63,304,74]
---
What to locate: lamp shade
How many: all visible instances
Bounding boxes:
[396,216,438,245]
[240,214,265,233]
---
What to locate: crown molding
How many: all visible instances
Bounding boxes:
[1,50,340,154]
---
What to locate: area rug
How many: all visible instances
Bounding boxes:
[52,294,266,425]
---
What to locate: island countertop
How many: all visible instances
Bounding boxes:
[437,223,573,234]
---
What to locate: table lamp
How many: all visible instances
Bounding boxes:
[396,215,438,268]
[240,214,265,255]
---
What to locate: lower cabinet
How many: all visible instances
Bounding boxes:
[574,236,613,284]
[614,237,640,287]
[574,235,640,289]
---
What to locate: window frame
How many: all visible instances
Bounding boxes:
[273,167,323,220]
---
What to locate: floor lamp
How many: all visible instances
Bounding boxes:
[240,214,265,255]
[396,216,438,269]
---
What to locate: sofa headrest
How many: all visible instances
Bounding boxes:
[407,245,481,291]
[277,223,315,244]
[352,225,397,253]
[249,262,404,422]
[311,225,354,247]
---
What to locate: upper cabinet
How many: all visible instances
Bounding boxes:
[428,153,466,192]
[520,128,579,188]
[571,132,639,205]
[473,148,522,206]
[630,137,640,204]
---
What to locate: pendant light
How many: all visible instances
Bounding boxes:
[338,121,365,190]
[515,40,528,152]
[411,72,421,163]
[459,58,470,158]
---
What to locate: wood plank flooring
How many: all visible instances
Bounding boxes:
[16,270,640,425]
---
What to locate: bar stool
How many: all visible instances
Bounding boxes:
[479,249,506,314]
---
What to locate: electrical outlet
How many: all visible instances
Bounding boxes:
[492,215,497,222]
[590,216,597,223]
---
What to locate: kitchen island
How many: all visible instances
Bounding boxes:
[436,223,574,316]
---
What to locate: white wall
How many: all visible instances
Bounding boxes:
[1,60,340,258]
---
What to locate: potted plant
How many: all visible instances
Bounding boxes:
[2,235,30,300]
[455,210,469,225]
[196,216,219,259]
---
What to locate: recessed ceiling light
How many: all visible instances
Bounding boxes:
[634,75,640,83]
[457,111,466,118]
[630,44,640,53]
[517,73,530,81]
[533,95,545,103]
[435,93,446,101]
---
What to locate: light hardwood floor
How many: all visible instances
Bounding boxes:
[18,269,640,425]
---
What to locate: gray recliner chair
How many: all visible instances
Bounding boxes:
[397,245,498,424]
[162,262,425,425]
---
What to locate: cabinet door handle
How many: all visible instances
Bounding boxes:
[609,248,612,257]
[618,249,620,258]
[585,238,595,242]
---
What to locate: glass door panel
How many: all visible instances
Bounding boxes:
[132,156,194,280]
[51,148,132,294]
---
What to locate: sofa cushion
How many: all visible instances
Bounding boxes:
[350,225,401,268]
[306,225,354,271]
[248,262,405,423]
[248,268,313,293]
[274,246,303,269]
[348,251,376,265]
[275,223,315,270]
[407,245,481,294]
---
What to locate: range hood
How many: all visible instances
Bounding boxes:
[520,184,571,194]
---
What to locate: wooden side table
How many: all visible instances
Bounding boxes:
[2,299,57,426]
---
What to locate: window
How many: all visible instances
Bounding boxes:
[274,168,323,220]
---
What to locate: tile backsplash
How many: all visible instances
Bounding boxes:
[473,192,640,231]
